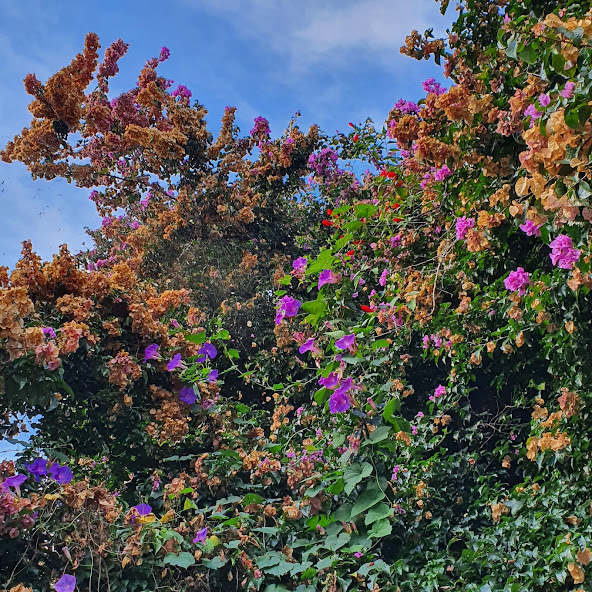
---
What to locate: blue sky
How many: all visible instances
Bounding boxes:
[0,0,451,270]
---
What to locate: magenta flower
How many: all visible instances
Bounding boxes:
[318,269,341,289]
[193,527,208,544]
[354,551,363,558]
[550,235,581,269]
[455,216,475,240]
[275,295,302,325]
[379,269,389,287]
[561,82,576,98]
[42,327,57,339]
[250,116,270,137]
[299,338,320,355]
[54,574,76,592]
[318,372,339,389]
[198,343,217,360]
[167,354,184,371]
[524,104,542,120]
[26,458,47,481]
[391,465,401,481]
[538,93,551,107]
[179,387,197,405]
[519,220,542,237]
[434,164,452,181]
[49,464,73,485]
[335,334,356,352]
[292,257,307,271]
[434,385,446,398]
[133,503,152,516]
[504,267,530,295]
[143,344,160,362]
[159,46,170,62]
[422,77,447,96]
[4,474,27,488]
[329,389,351,414]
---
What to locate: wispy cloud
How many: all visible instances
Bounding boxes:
[179,0,448,73]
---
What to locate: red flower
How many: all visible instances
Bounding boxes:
[321,220,334,227]
[327,209,333,216]
[361,305,373,313]
[387,171,398,179]
[353,134,359,142]
[348,122,354,127]
[392,217,403,223]
[346,250,355,256]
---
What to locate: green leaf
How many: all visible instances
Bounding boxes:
[382,398,401,423]
[325,531,351,551]
[354,204,378,218]
[227,349,240,359]
[518,42,539,65]
[163,552,196,569]
[185,331,206,344]
[343,462,373,495]
[183,498,198,511]
[301,300,327,315]
[368,518,392,538]
[369,426,391,444]
[371,339,390,350]
[242,493,264,506]
[351,483,386,517]
[202,556,228,569]
[307,249,335,274]
[505,35,518,59]
[364,503,394,525]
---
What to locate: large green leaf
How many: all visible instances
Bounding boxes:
[350,483,386,517]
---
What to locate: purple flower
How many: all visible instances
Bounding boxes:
[159,46,170,62]
[193,527,208,544]
[394,98,419,114]
[524,104,542,120]
[171,84,192,100]
[4,474,27,488]
[539,93,551,107]
[519,220,542,237]
[561,82,576,99]
[167,354,184,371]
[308,148,343,183]
[422,77,447,96]
[250,116,270,137]
[434,164,452,181]
[208,369,219,382]
[170,319,180,329]
[49,464,73,485]
[550,235,581,269]
[299,338,320,355]
[292,257,307,271]
[54,574,76,592]
[391,465,401,481]
[198,343,217,360]
[455,216,475,240]
[354,551,363,558]
[26,458,47,481]
[318,269,341,289]
[143,344,160,362]
[379,269,389,287]
[275,295,302,325]
[329,389,350,414]
[504,267,530,295]
[180,387,197,405]
[411,425,418,435]
[335,334,356,352]
[319,372,339,389]
[134,503,152,516]
[42,327,56,339]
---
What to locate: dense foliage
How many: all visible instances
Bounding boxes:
[3,0,592,590]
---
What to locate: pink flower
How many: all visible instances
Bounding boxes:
[524,104,542,120]
[434,164,452,181]
[354,551,363,558]
[434,385,446,398]
[391,465,401,481]
[519,220,542,237]
[504,267,530,295]
[299,338,320,355]
[455,216,475,240]
[318,269,341,289]
[379,269,389,287]
[561,82,576,99]
[550,235,580,269]
[538,93,551,107]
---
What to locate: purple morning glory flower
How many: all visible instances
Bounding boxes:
[335,334,356,351]
[133,503,152,516]
[143,344,160,362]
[198,343,217,359]
[49,464,73,485]
[54,574,76,592]
[5,474,27,488]
[292,257,307,271]
[329,390,350,414]
[179,387,197,405]
[275,295,302,325]
[318,372,339,389]
[26,458,47,481]
[208,369,219,382]
[318,269,341,289]
[42,327,57,339]
[193,527,208,543]
[299,338,320,355]
[167,354,184,371]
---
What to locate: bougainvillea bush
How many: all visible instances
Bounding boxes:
[4,0,592,590]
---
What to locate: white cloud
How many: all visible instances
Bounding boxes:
[179,0,448,73]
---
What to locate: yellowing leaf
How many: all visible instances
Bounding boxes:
[160,510,174,524]
[138,513,156,524]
